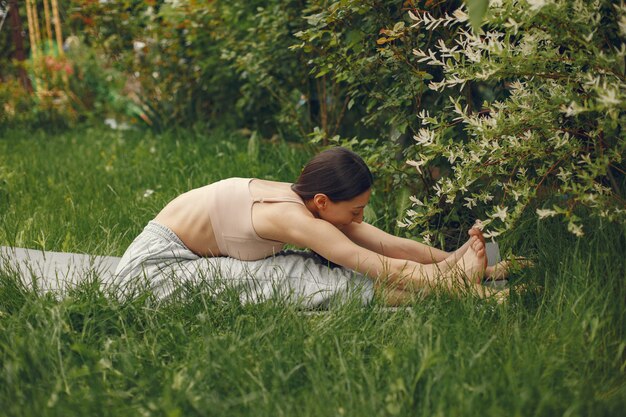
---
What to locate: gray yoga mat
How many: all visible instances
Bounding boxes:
[0,246,121,293]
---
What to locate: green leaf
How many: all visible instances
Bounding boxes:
[465,0,489,33]
[247,131,259,161]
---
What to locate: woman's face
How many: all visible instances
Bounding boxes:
[320,188,371,229]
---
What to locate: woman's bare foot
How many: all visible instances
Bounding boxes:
[445,236,476,265]
[455,237,488,283]
[445,226,485,264]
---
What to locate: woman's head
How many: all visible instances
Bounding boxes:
[291,147,373,202]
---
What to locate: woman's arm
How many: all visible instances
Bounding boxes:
[341,222,450,264]
[281,216,464,292]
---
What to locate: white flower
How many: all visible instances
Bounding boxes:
[413,128,435,146]
[491,206,508,221]
[568,221,584,237]
[409,196,425,206]
[397,219,410,228]
[536,208,558,219]
[413,48,428,58]
[416,109,431,121]
[560,101,586,117]
[433,183,444,197]
[483,230,502,239]
[527,0,547,12]
[165,0,183,7]
[406,159,426,175]
[597,88,621,106]
[143,189,155,198]
[452,9,468,23]
[593,183,611,195]
[552,132,569,149]
[446,149,459,164]
[104,118,118,129]
[133,41,146,52]
[578,154,592,166]
[464,197,477,209]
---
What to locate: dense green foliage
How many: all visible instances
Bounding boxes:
[400,0,626,244]
[0,127,624,416]
[2,0,624,246]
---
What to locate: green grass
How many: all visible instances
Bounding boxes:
[0,126,312,255]
[0,127,624,416]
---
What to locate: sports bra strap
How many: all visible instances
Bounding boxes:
[253,196,305,205]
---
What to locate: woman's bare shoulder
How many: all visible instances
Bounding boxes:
[249,178,294,195]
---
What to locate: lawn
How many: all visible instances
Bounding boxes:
[0,127,624,416]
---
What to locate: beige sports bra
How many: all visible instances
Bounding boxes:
[207,178,305,260]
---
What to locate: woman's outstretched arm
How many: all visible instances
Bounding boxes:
[341,222,480,264]
[282,216,483,292]
[343,222,518,280]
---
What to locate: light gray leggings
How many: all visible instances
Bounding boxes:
[110,221,374,309]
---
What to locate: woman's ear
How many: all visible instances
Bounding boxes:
[313,194,329,210]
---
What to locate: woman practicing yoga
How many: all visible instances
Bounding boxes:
[115,147,511,306]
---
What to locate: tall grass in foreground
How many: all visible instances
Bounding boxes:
[0,218,624,416]
[0,127,624,416]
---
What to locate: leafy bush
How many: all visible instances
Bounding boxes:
[293,0,459,141]
[213,0,312,138]
[398,0,626,244]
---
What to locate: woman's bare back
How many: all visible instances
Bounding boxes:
[153,185,221,256]
[153,179,309,257]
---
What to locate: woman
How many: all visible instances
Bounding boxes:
[114,147,507,306]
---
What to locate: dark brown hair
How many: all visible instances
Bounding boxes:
[291,147,373,201]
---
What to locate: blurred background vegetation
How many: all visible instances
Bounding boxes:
[0,0,467,241]
[2,0,444,136]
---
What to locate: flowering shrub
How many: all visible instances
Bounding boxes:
[399,0,625,243]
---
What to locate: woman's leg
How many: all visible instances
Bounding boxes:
[380,236,490,301]
[378,242,508,306]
